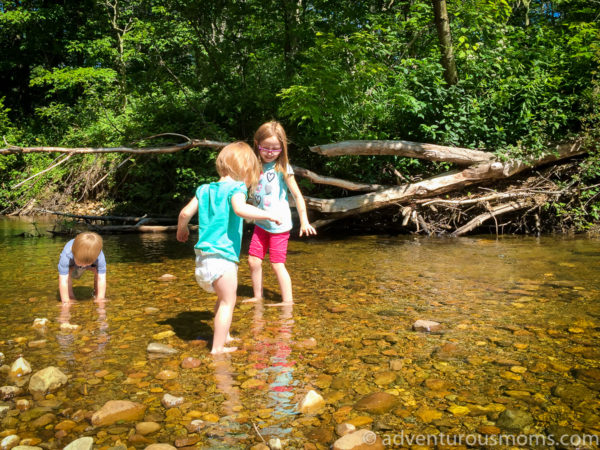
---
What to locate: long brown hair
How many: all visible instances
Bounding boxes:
[216,141,261,192]
[253,121,290,174]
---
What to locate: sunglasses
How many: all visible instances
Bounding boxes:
[258,145,282,154]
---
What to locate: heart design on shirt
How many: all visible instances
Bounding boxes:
[266,172,275,183]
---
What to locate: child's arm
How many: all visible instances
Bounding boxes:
[285,174,317,236]
[231,193,282,224]
[58,274,72,303]
[95,272,107,300]
[177,197,199,242]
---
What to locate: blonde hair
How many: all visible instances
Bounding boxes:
[253,121,290,174]
[72,232,103,265]
[216,141,261,192]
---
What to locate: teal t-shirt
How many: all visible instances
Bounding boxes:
[194,180,247,263]
[252,161,293,233]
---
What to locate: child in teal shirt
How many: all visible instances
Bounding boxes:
[177,142,281,354]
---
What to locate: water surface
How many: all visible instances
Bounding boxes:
[0,217,599,448]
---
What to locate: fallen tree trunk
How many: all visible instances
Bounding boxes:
[34,208,176,223]
[306,140,584,215]
[0,135,227,155]
[87,224,185,233]
[310,140,494,164]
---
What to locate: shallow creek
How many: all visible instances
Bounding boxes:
[0,217,599,449]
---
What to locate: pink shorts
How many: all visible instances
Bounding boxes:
[248,226,290,264]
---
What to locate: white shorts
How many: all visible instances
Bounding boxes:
[194,250,238,293]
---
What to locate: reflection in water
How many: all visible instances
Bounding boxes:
[56,302,75,362]
[249,302,297,437]
[212,354,241,417]
[94,297,109,355]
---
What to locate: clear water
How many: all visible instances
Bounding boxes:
[0,217,599,448]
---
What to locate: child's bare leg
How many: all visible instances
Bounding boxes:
[269,262,293,305]
[211,271,238,354]
[211,300,236,343]
[243,255,264,303]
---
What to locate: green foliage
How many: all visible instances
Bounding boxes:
[0,0,598,227]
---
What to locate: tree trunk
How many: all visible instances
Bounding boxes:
[305,141,584,215]
[431,0,458,85]
[310,140,492,164]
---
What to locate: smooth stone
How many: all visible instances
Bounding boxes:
[63,437,94,450]
[9,357,32,378]
[161,394,184,408]
[551,384,594,406]
[174,436,200,447]
[91,400,146,426]
[354,392,397,414]
[0,386,23,401]
[268,438,282,450]
[373,371,396,386]
[496,408,534,431]
[389,359,404,371]
[28,367,68,396]
[336,423,356,436]
[180,358,201,369]
[144,307,160,314]
[332,429,384,450]
[158,274,177,281]
[32,318,49,329]
[152,330,175,340]
[412,319,442,332]
[1,435,20,450]
[144,445,176,450]
[30,413,56,429]
[27,340,47,349]
[298,390,325,414]
[155,370,178,380]
[147,343,178,355]
[136,422,161,435]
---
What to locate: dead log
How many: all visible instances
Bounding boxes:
[310,140,494,165]
[34,208,175,224]
[86,224,198,233]
[305,140,584,216]
[451,199,535,236]
[0,135,228,155]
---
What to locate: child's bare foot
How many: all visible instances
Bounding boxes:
[266,301,294,307]
[211,346,238,355]
[242,297,262,303]
[226,334,239,343]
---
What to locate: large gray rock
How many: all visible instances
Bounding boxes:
[28,367,68,396]
[91,400,146,426]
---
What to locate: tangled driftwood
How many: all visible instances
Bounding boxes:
[1,136,587,235]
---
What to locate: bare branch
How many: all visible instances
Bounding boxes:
[12,153,73,189]
[293,165,384,191]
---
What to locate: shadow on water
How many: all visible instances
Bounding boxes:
[157,310,214,341]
